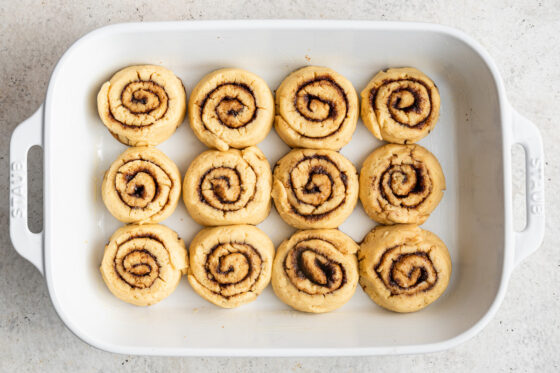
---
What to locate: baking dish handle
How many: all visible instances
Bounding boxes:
[9,105,44,275]
[510,107,545,268]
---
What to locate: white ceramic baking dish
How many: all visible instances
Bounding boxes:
[10,20,545,356]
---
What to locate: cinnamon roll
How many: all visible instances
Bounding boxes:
[100,224,188,306]
[359,144,445,225]
[187,225,274,308]
[271,229,359,313]
[97,65,187,146]
[272,149,359,229]
[359,224,452,313]
[188,68,274,151]
[275,66,359,150]
[183,146,272,226]
[102,147,181,224]
[361,67,440,144]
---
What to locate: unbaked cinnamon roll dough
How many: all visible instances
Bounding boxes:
[102,147,181,224]
[182,146,272,226]
[359,143,445,225]
[188,68,274,151]
[187,225,274,308]
[275,66,359,150]
[97,65,187,146]
[358,224,452,313]
[100,224,188,306]
[271,229,359,313]
[361,67,440,144]
[272,149,359,229]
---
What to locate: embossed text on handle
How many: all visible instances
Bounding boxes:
[10,161,25,219]
[528,157,544,216]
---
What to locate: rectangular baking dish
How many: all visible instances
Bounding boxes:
[9,20,545,356]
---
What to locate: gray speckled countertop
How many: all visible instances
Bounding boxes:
[1,1,559,371]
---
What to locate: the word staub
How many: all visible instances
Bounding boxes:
[10,161,25,219]
[528,157,544,216]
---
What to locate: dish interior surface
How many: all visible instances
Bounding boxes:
[44,23,505,353]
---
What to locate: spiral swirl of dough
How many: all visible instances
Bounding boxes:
[187,225,274,308]
[361,67,440,144]
[272,149,359,229]
[100,224,188,306]
[359,144,445,225]
[275,66,359,150]
[271,229,359,313]
[358,224,451,313]
[102,147,181,224]
[97,65,186,146]
[183,146,272,226]
[188,68,274,151]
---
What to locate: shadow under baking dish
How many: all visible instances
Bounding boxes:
[43,21,506,355]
